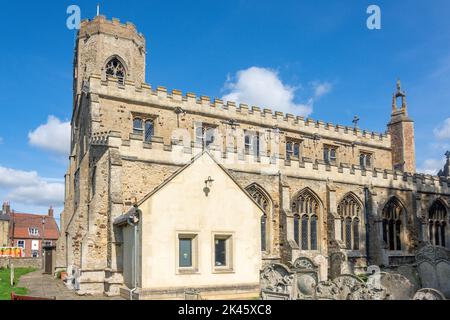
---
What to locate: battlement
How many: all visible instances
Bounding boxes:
[91,131,449,194]
[79,15,145,44]
[88,74,392,149]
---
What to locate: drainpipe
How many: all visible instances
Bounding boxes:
[127,206,140,301]
[364,187,371,265]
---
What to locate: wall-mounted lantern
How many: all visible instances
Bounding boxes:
[203,177,215,197]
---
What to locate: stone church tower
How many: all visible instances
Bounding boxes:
[388,80,416,173]
[58,16,149,295]
[73,16,146,100]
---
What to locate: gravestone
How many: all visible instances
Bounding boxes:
[260,263,295,300]
[413,288,446,300]
[379,272,415,300]
[416,244,450,298]
[290,257,319,300]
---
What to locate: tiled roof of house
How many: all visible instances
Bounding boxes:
[10,213,59,240]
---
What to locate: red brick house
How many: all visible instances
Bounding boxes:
[8,207,60,258]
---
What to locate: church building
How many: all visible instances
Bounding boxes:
[56,15,450,299]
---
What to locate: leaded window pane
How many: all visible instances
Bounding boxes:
[353,218,360,250]
[133,118,143,135]
[345,218,352,250]
[286,142,292,160]
[294,216,299,246]
[145,120,154,143]
[389,220,395,250]
[294,143,300,158]
[310,215,317,250]
[261,215,267,252]
[435,222,440,246]
[301,215,309,250]
[441,223,447,248]
[246,185,271,253]
[396,220,402,251]
[330,148,337,161]
[323,147,329,162]
[366,155,371,167]
[383,219,388,244]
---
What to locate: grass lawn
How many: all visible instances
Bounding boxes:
[0,268,37,300]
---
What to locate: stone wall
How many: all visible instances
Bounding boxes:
[0,257,42,269]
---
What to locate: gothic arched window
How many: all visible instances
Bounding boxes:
[292,189,320,251]
[246,184,271,252]
[429,200,447,248]
[337,193,362,251]
[382,197,404,251]
[105,57,126,84]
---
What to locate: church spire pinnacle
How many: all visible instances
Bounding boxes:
[392,79,407,115]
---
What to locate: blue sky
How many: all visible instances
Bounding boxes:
[0,0,449,222]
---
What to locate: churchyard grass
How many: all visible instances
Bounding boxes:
[0,267,36,300]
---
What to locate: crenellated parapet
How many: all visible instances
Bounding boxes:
[90,131,450,194]
[78,15,145,46]
[88,74,391,150]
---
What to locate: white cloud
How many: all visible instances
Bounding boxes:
[28,116,71,156]
[312,81,332,98]
[434,118,450,140]
[0,166,64,207]
[221,67,331,117]
[417,158,445,175]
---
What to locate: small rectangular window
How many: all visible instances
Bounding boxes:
[286,140,301,160]
[17,240,25,249]
[177,233,198,273]
[244,131,260,156]
[215,239,227,267]
[214,234,233,271]
[359,152,373,169]
[324,145,337,164]
[179,238,192,268]
[196,124,216,149]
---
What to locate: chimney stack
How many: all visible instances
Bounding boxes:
[2,202,11,215]
[48,206,54,217]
